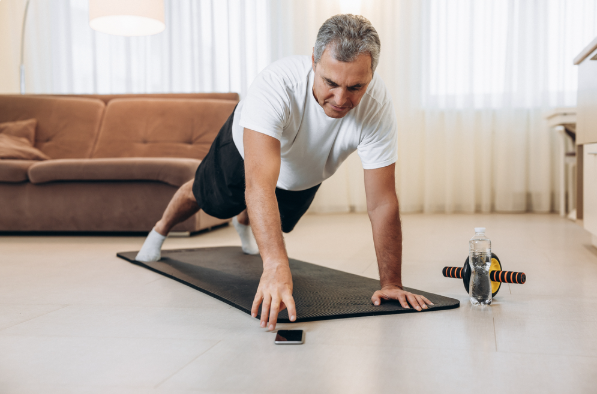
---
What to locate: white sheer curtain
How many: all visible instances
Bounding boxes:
[24,0,597,213]
[26,0,271,97]
[406,0,597,213]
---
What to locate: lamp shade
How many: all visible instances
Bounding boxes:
[89,0,165,36]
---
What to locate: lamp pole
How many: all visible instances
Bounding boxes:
[20,0,31,94]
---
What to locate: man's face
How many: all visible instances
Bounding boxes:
[312,47,373,119]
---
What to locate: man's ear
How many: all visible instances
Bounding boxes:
[312,48,316,72]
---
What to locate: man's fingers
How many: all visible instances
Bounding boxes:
[407,293,423,311]
[371,291,382,306]
[251,291,263,318]
[283,294,297,322]
[261,294,271,328]
[268,298,280,330]
[373,289,434,311]
[414,294,429,310]
[397,293,410,309]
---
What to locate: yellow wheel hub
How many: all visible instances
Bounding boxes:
[490,255,502,296]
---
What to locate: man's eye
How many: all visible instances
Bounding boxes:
[348,87,361,92]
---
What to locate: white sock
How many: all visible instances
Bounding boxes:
[135,229,167,262]
[232,217,260,255]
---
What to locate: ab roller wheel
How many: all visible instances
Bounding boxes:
[442,253,526,297]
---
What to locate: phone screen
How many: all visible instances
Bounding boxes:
[275,330,304,344]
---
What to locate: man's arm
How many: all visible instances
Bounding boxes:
[244,128,297,330]
[364,164,433,311]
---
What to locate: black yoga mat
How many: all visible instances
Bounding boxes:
[117,247,459,322]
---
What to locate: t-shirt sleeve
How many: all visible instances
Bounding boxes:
[357,100,398,169]
[238,70,289,141]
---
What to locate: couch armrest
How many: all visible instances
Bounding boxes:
[28,158,201,187]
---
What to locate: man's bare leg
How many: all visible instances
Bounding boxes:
[136,180,198,261]
[154,180,199,236]
[232,209,259,255]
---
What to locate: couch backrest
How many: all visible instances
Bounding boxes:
[91,98,237,160]
[47,93,239,105]
[0,96,105,159]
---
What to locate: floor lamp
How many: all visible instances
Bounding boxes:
[89,0,165,36]
[19,0,164,95]
[20,0,31,94]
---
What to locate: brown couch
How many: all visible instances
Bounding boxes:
[0,93,239,233]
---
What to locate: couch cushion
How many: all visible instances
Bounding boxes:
[0,119,37,144]
[0,159,38,183]
[0,134,51,160]
[0,96,105,159]
[91,98,237,160]
[28,157,201,187]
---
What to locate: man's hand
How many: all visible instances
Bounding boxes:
[371,285,433,311]
[251,264,296,330]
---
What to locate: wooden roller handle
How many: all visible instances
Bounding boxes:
[489,270,526,284]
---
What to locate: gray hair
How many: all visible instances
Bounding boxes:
[314,14,380,72]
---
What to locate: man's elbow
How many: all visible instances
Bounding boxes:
[367,196,399,218]
[245,179,276,202]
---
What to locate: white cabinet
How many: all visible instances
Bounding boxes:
[576,37,597,247]
[585,143,597,246]
[577,48,597,144]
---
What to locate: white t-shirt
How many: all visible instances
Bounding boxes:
[232,55,397,191]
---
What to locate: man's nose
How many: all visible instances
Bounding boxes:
[333,88,349,107]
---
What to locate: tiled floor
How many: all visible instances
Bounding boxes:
[1,213,596,393]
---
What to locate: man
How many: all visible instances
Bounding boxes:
[136,14,433,330]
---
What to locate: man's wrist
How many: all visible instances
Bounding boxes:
[381,283,403,290]
[263,258,290,270]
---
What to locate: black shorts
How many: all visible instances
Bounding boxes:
[192,108,320,233]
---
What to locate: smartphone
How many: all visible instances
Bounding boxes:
[274,330,304,345]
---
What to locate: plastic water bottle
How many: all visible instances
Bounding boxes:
[469,227,492,305]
